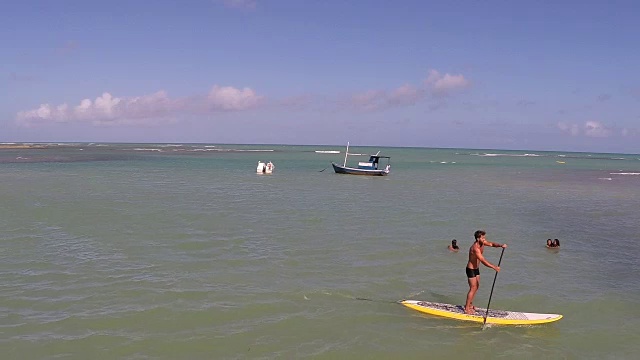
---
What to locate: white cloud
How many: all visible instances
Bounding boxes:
[557,122,580,136]
[425,69,471,96]
[17,69,471,126]
[16,86,265,127]
[117,91,176,122]
[388,84,424,106]
[349,90,386,111]
[207,86,263,111]
[557,121,612,137]
[348,85,426,111]
[345,70,470,111]
[584,121,612,137]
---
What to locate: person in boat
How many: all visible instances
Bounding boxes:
[553,239,560,248]
[448,239,459,252]
[464,230,507,315]
[546,239,553,248]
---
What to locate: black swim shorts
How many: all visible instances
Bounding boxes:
[465,267,480,278]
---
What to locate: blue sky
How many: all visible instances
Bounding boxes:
[2,0,639,153]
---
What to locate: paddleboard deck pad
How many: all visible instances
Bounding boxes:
[401,300,562,325]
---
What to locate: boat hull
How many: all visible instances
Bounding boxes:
[331,162,389,176]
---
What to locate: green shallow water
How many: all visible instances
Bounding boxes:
[1,143,639,359]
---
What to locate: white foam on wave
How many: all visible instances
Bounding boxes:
[188,148,221,152]
[159,144,184,147]
[48,143,81,146]
[315,150,340,154]
[187,148,274,152]
[610,172,640,175]
[473,153,540,157]
[128,148,163,152]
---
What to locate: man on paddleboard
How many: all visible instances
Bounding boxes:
[464,230,507,314]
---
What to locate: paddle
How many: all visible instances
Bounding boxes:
[483,247,505,327]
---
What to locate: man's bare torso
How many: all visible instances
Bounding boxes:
[466,239,484,269]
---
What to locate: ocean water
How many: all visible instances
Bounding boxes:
[1,143,639,359]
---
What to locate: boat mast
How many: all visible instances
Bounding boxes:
[343,142,349,167]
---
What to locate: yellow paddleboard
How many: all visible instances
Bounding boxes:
[401,300,562,325]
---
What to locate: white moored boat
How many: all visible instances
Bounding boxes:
[256,161,266,173]
[256,161,275,174]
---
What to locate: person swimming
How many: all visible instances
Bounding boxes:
[546,239,553,248]
[553,239,560,247]
[448,239,459,252]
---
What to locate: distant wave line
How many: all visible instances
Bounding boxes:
[127,148,163,152]
[472,153,541,157]
[468,153,629,161]
[122,148,274,153]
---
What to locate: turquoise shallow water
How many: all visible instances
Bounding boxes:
[1,143,639,359]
